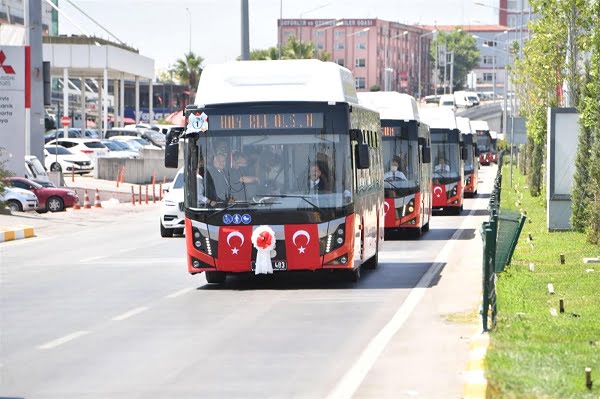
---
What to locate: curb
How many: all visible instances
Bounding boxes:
[0,226,36,243]
[463,332,490,399]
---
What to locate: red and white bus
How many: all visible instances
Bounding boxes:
[472,120,497,165]
[358,92,432,237]
[456,116,479,197]
[421,108,466,214]
[165,60,384,283]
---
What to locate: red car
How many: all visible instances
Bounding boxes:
[4,177,79,212]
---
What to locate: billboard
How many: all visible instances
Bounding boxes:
[0,45,27,176]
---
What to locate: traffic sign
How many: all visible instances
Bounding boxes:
[60,116,71,127]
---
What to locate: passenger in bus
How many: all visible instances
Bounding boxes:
[262,154,284,194]
[384,157,407,180]
[434,157,451,173]
[229,151,259,200]
[308,163,329,193]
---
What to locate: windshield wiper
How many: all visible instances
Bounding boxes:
[254,194,321,212]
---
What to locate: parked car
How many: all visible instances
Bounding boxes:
[159,167,184,237]
[44,145,93,174]
[464,91,480,106]
[0,186,39,212]
[4,177,79,212]
[109,136,158,151]
[105,128,138,139]
[73,128,100,139]
[100,140,139,158]
[46,138,109,158]
[33,180,56,188]
[140,130,166,148]
[439,94,457,110]
[44,128,83,143]
[25,155,50,183]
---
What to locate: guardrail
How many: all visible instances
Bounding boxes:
[481,153,527,331]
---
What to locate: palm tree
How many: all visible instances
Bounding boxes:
[250,47,280,60]
[172,52,204,99]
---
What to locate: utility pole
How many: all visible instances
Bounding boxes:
[448,52,454,94]
[25,0,45,162]
[241,0,250,60]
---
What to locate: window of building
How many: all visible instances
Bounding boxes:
[355,77,366,89]
[336,58,345,66]
[483,40,497,47]
[315,31,324,37]
[355,58,366,67]
[356,30,368,37]
[483,72,496,82]
[482,55,496,65]
[507,0,518,11]
[335,42,345,50]
[356,42,367,50]
[283,31,295,39]
[507,14,519,27]
[334,31,345,37]
[317,43,324,49]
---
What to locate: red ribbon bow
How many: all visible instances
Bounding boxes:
[256,231,273,249]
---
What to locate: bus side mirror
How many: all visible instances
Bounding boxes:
[474,147,480,156]
[422,146,431,163]
[461,147,468,160]
[164,130,179,168]
[356,144,370,169]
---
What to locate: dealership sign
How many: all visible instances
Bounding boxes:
[0,45,29,176]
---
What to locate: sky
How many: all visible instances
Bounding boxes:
[59,0,499,72]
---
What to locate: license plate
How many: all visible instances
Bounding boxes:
[251,260,287,271]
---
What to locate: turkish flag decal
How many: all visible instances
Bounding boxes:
[217,225,253,270]
[284,224,320,270]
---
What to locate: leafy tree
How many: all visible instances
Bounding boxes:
[172,52,204,98]
[248,37,331,61]
[571,64,596,231]
[369,85,381,91]
[429,29,480,91]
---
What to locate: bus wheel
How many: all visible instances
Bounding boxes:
[349,266,361,282]
[363,251,378,269]
[205,271,226,284]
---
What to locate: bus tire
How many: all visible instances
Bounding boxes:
[349,266,361,282]
[205,271,226,284]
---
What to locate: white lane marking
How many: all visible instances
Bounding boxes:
[165,287,195,298]
[111,306,149,321]
[80,256,105,262]
[327,203,483,399]
[38,331,90,350]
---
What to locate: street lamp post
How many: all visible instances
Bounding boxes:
[299,3,330,42]
[418,29,437,99]
[384,30,408,91]
[185,8,191,53]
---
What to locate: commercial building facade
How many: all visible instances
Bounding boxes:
[278,18,433,97]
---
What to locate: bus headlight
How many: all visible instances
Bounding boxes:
[321,222,345,254]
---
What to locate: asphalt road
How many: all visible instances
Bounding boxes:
[1,166,496,399]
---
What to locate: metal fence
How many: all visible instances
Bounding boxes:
[481,152,527,331]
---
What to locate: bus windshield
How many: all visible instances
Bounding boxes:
[431,132,460,180]
[187,129,352,212]
[464,143,475,173]
[382,137,419,191]
[477,133,491,152]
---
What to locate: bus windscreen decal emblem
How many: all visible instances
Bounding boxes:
[292,230,310,254]
[227,231,245,255]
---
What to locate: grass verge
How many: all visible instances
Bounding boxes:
[485,164,600,398]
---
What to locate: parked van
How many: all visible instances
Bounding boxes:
[24,155,50,183]
[464,91,480,106]
[453,91,474,108]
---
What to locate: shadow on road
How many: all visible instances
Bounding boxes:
[197,262,443,291]
[468,209,490,217]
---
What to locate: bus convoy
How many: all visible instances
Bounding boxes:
[163,59,496,284]
[471,120,498,165]
[456,116,479,197]
[357,92,432,237]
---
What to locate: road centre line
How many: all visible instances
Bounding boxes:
[327,199,485,399]
[111,306,149,321]
[165,287,195,298]
[38,331,90,350]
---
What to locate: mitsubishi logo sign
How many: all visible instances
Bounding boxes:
[0,51,16,75]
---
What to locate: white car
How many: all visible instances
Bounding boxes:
[159,168,184,237]
[1,186,39,212]
[44,145,93,174]
[24,155,50,183]
[46,138,109,158]
[100,140,139,158]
